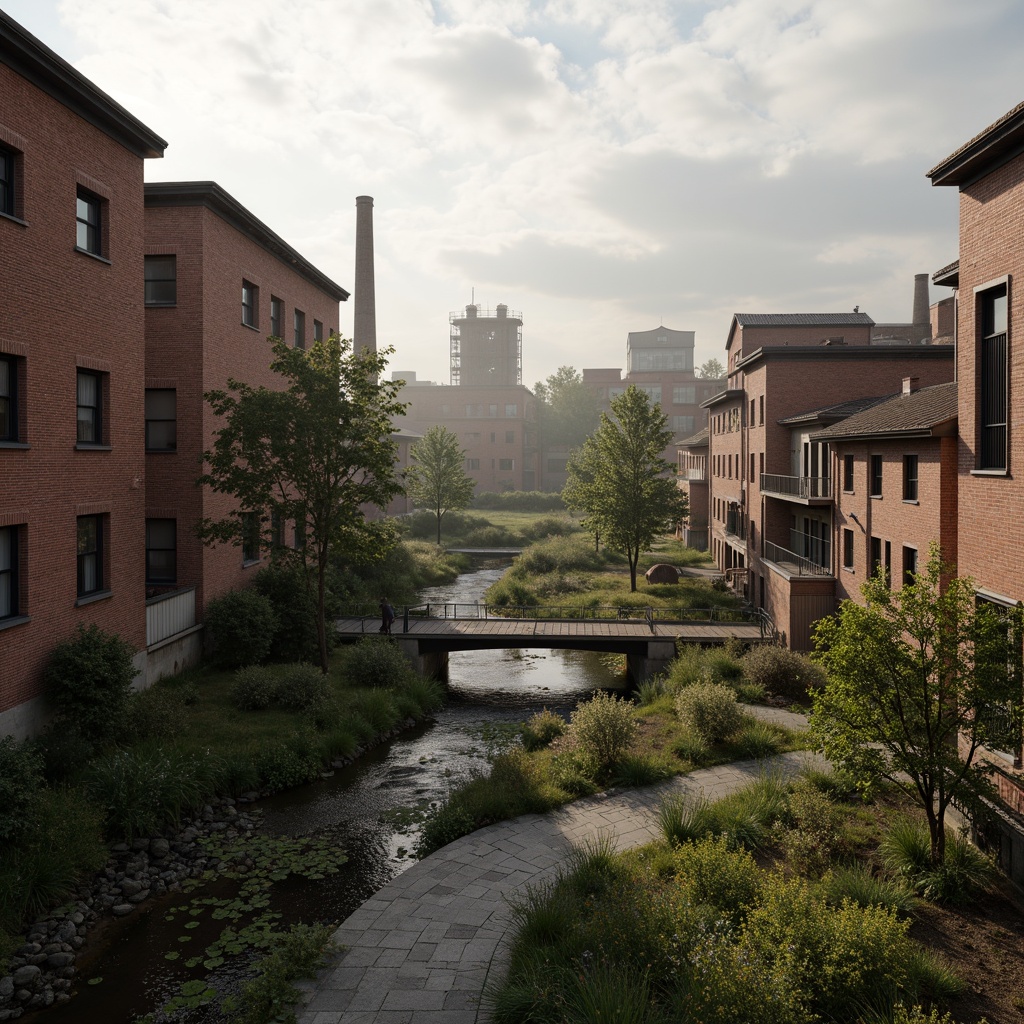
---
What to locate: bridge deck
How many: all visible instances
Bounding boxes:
[336,617,764,643]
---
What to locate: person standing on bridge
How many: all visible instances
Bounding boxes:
[379,597,395,635]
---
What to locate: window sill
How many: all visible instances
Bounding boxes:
[841,567,855,574]
[902,499,919,505]
[241,321,260,332]
[75,443,112,451]
[869,494,882,500]
[145,447,177,454]
[0,614,31,632]
[73,246,112,265]
[76,589,112,607]
[0,441,30,450]
[145,302,177,309]
[0,211,28,228]
[242,558,261,568]
[971,468,1009,477]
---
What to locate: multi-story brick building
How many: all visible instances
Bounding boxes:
[0,13,168,737]
[143,182,347,651]
[675,428,709,550]
[704,311,954,649]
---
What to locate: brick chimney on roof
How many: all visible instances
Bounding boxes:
[902,376,919,395]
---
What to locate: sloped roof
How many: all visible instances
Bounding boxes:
[928,100,1024,187]
[809,382,958,442]
[778,395,893,427]
[733,312,876,328]
[676,427,709,448]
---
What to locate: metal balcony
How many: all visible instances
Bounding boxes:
[760,473,832,504]
[680,468,706,482]
[762,540,833,577]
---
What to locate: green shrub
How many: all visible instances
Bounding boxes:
[916,832,994,905]
[254,561,337,664]
[34,727,94,784]
[671,731,712,766]
[337,636,413,689]
[397,676,445,715]
[231,665,279,711]
[880,819,933,880]
[674,680,744,743]
[520,515,579,541]
[473,490,564,512]
[634,677,665,705]
[611,753,673,787]
[659,793,718,846]
[703,649,745,682]
[275,663,331,711]
[742,644,826,700]
[46,623,138,743]
[463,525,517,548]
[352,689,399,734]
[204,588,278,669]
[521,708,567,751]
[777,783,845,876]
[252,737,322,791]
[672,835,762,925]
[821,863,916,915]
[125,685,190,740]
[567,691,637,772]
[416,798,479,856]
[548,741,600,795]
[0,736,43,843]
[733,718,785,759]
[515,533,607,576]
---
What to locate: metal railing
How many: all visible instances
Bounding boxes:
[725,514,746,541]
[146,586,197,646]
[680,468,706,481]
[760,474,832,500]
[788,529,831,571]
[762,540,833,577]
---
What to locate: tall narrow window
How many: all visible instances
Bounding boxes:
[902,546,918,588]
[270,297,283,338]
[76,189,102,255]
[313,319,323,342]
[242,280,258,327]
[77,515,103,596]
[759,395,764,425]
[145,389,177,451]
[0,525,18,619]
[0,146,15,217]
[144,255,177,306]
[870,454,883,496]
[979,283,1008,470]
[870,536,882,578]
[76,371,102,444]
[843,454,854,492]
[903,455,919,501]
[242,512,260,564]
[293,310,305,349]
[145,519,176,584]
[270,510,285,548]
[843,529,854,570]
[0,356,16,442]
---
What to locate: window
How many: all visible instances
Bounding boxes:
[313,319,323,342]
[145,519,176,584]
[76,188,102,255]
[750,453,755,483]
[903,455,918,501]
[489,432,496,443]
[293,518,306,550]
[671,415,695,433]
[0,145,16,218]
[870,536,882,579]
[242,512,260,564]
[77,515,103,596]
[270,297,283,338]
[0,525,19,619]
[884,541,892,587]
[0,355,17,442]
[870,454,883,496]
[466,458,480,470]
[499,458,514,471]
[270,511,285,549]
[673,386,696,405]
[144,256,176,306]
[505,403,518,417]
[547,458,568,471]
[76,371,102,444]
[750,398,755,422]
[843,454,854,492]
[759,395,764,425]
[489,404,497,417]
[242,280,258,328]
[979,283,1008,470]
[636,385,662,404]
[145,389,177,451]
[294,309,305,349]
[505,430,515,443]
[902,546,918,588]
[843,529,854,570]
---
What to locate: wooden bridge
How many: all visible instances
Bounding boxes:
[336,604,771,683]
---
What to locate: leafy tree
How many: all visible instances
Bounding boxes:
[407,425,476,544]
[698,358,725,380]
[533,366,600,448]
[811,547,1023,865]
[562,385,688,591]
[199,335,406,671]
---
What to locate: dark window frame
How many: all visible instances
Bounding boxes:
[0,354,17,443]
[242,280,258,328]
[270,296,283,338]
[842,454,854,492]
[145,389,177,451]
[870,536,882,579]
[294,309,305,349]
[869,454,883,497]
[0,524,18,619]
[313,319,323,342]
[144,255,177,306]
[242,512,260,565]
[0,145,16,218]
[903,454,919,501]
[842,528,854,570]
[902,546,918,589]
[76,370,103,445]
[75,188,103,256]
[499,458,514,471]
[978,281,1008,470]
[145,518,177,585]
[77,515,104,597]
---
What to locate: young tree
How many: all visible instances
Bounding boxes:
[533,366,600,447]
[407,425,476,544]
[562,385,688,591]
[199,335,406,671]
[811,547,1023,865]
[697,358,725,380]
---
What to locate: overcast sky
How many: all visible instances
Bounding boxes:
[5,0,1023,385]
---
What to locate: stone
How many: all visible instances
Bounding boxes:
[14,992,30,1004]
[111,843,129,855]
[645,562,680,585]
[70,938,83,950]
[25,956,46,967]
[0,977,14,998]
[127,891,150,904]
[46,954,74,970]
[132,838,149,851]
[112,904,134,917]
[70,912,84,926]
[150,838,170,859]
[120,879,143,897]
[56,921,77,943]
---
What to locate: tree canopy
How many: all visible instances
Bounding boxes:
[811,547,1023,864]
[533,366,600,448]
[697,358,725,380]
[562,385,688,591]
[198,335,406,670]
[407,425,476,544]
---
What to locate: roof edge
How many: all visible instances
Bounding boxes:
[736,344,954,370]
[927,100,1024,187]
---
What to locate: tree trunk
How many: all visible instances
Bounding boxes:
[436,511,442,545]
[629,548,638,592]
[316,549,329,673]
[925,803,945,865]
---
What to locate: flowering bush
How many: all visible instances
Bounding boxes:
[567,691,637,772]
[674,680,744,743]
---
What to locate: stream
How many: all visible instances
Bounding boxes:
[40,560,623,1023]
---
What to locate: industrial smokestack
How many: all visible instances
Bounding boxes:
[912,273,931,340]
[353,196,377,357]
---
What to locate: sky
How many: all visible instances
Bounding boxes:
[5,0,1024,386]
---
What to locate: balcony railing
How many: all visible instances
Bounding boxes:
[763,540,832,577]
[760,474,832,500]
[789,529,831,570]
[146,586,197,646]
[725,514,746,541]
[679,468,706,481]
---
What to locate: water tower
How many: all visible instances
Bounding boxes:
[449,303,523,386]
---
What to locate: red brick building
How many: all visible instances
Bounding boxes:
[675,427,709,550]
[0,13,167,737]
[143,182,347,655]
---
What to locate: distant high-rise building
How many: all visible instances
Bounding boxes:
[449,304,522,386]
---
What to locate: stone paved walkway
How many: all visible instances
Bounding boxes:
[297,708,819,1024]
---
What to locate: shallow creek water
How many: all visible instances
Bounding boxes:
[40,561,623,1023]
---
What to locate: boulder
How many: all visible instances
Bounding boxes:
[644,563,680,585]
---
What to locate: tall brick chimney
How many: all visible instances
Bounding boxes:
[912,273,931,342]
[353,196,376,357]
